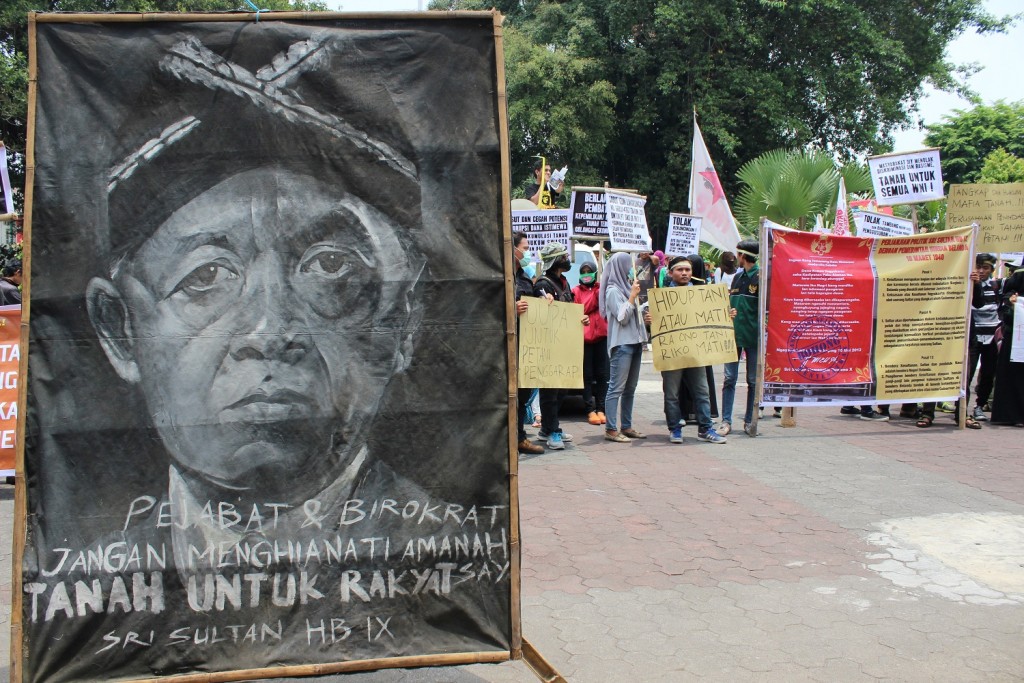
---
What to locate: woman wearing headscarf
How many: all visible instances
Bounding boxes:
[600,252,649,442]
[573,261,609,425]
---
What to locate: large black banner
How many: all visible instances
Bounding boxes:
[20,14,513,682]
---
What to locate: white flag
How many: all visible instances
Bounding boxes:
[832,175,849,236]
[688,115,742,252]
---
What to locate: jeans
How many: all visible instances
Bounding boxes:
[663,366,712,433]
[582,338,610,413]
[722,346,757,426]
[606,343,643,432]
[540,389,566,435]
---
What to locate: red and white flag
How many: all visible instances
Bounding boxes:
[688,115,742,252]
[832,175,849,236]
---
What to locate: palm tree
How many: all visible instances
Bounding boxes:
[733,149,872,232]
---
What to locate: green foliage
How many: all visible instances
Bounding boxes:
[734,148,871,232]
[923,101,1024,185]
[978,148,1024,184]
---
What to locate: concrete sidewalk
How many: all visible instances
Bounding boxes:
[3,360,1023,681]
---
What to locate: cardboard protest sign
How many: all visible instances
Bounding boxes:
[867,149,944,206]
[947,183,1024,252]
[606,189,651,252]
[665,213,701,256]
[511,209,571,254]
[19,14,515,683]
[853,210,914,237]
[568,187,609,239]
[762,227,973,406]
[517,297,584,388]
[648,284,736,371]
[0,305,17,477]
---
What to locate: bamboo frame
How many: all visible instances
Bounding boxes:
[9,10,553,683]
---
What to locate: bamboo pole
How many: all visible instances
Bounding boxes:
[492,10,523,658]
[120,651,511,683]
[9,15,37,683]
[521,638,567,683]
[34,10,495,22]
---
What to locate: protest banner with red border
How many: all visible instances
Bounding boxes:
[0,304,17,476]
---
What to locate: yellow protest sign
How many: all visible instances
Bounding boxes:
[648,284,736,371]
[947,183,1024,252]
[518,296,585,388]
[872,227,973,400]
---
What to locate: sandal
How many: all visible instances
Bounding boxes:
[605,430,631,443]
[718,422,731,436]
[620,428,647,439]
[916,415,933,428]
[964,417,982,430]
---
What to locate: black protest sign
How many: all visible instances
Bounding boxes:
[19,15,514,683]
[569,188,609,239]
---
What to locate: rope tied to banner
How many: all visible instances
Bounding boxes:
[242,0,269,22]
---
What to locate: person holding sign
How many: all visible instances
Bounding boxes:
[514,231,547,455]
[600,252,650,442]
[573,262,609,426]
[533,242,588,450]
[660,256,727,445]
[721,240,761,437]
[992,267,1024,427]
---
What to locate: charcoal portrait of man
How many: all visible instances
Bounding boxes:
[20,15,514,682]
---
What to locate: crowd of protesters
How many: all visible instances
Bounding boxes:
[513,232,1024,454]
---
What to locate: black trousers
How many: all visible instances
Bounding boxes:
[540,389,567,435]
[582,339,609,413]
[517,387,534,442]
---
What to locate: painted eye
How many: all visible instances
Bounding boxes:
[173,263,239,296]
[299,245,373,279]
[303,250,348,276]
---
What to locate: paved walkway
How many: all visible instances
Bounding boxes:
[4,360,1023,681]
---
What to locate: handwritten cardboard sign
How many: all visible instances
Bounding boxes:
[648,284,736,371]
[947,183,1024,252]
[518,297,584,388]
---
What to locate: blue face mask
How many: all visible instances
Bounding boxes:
[518,248,531,269]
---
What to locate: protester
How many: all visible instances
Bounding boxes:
[0,259,22,305]
[991,267,1024,427]
[721,240,761,436]
[533,241,588,449]
[682,253,720,421]
[969,253,1000,420]
[714,251,739,290]
[660,256,727,445]
[601,252,649,442]
[513,231,545,454]
[524,158,564,206]
[573,261,609,426]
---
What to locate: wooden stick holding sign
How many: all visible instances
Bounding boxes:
[648,283,736,371]
[518,297,585,389]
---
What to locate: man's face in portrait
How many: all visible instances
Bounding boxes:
[88,167,418,496]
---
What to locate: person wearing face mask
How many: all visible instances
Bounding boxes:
[533,242,588,449]
[573,261,609,426]
[513,231,545,454]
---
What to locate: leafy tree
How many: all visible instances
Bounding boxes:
[978,148,1024,184]
[733,148,872,232]
[0,0,328,210]
[923,100,1024,186]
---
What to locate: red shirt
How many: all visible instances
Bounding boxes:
[572,282,608,343]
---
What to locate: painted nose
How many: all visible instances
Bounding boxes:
[228,277,312,364]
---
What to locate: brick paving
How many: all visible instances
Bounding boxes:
[3,359,1023,681]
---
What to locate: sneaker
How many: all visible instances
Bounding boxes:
[936,402,955,413]
[743,422,757,437]
[717,422,731,436]
[859,410,889,421]
[518,439,544,455]
[537,431,572,442]
[547,431,565,450]
[669,426,683,443]
[972,406,988,422]
[620,428,647,439]
[698,428,727,444]
[772,408,782,418]
[840,406,860,416]
[605,429,630,443]
[588,411,603,425]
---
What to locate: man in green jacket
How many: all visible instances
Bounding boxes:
[720,240,760,436]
